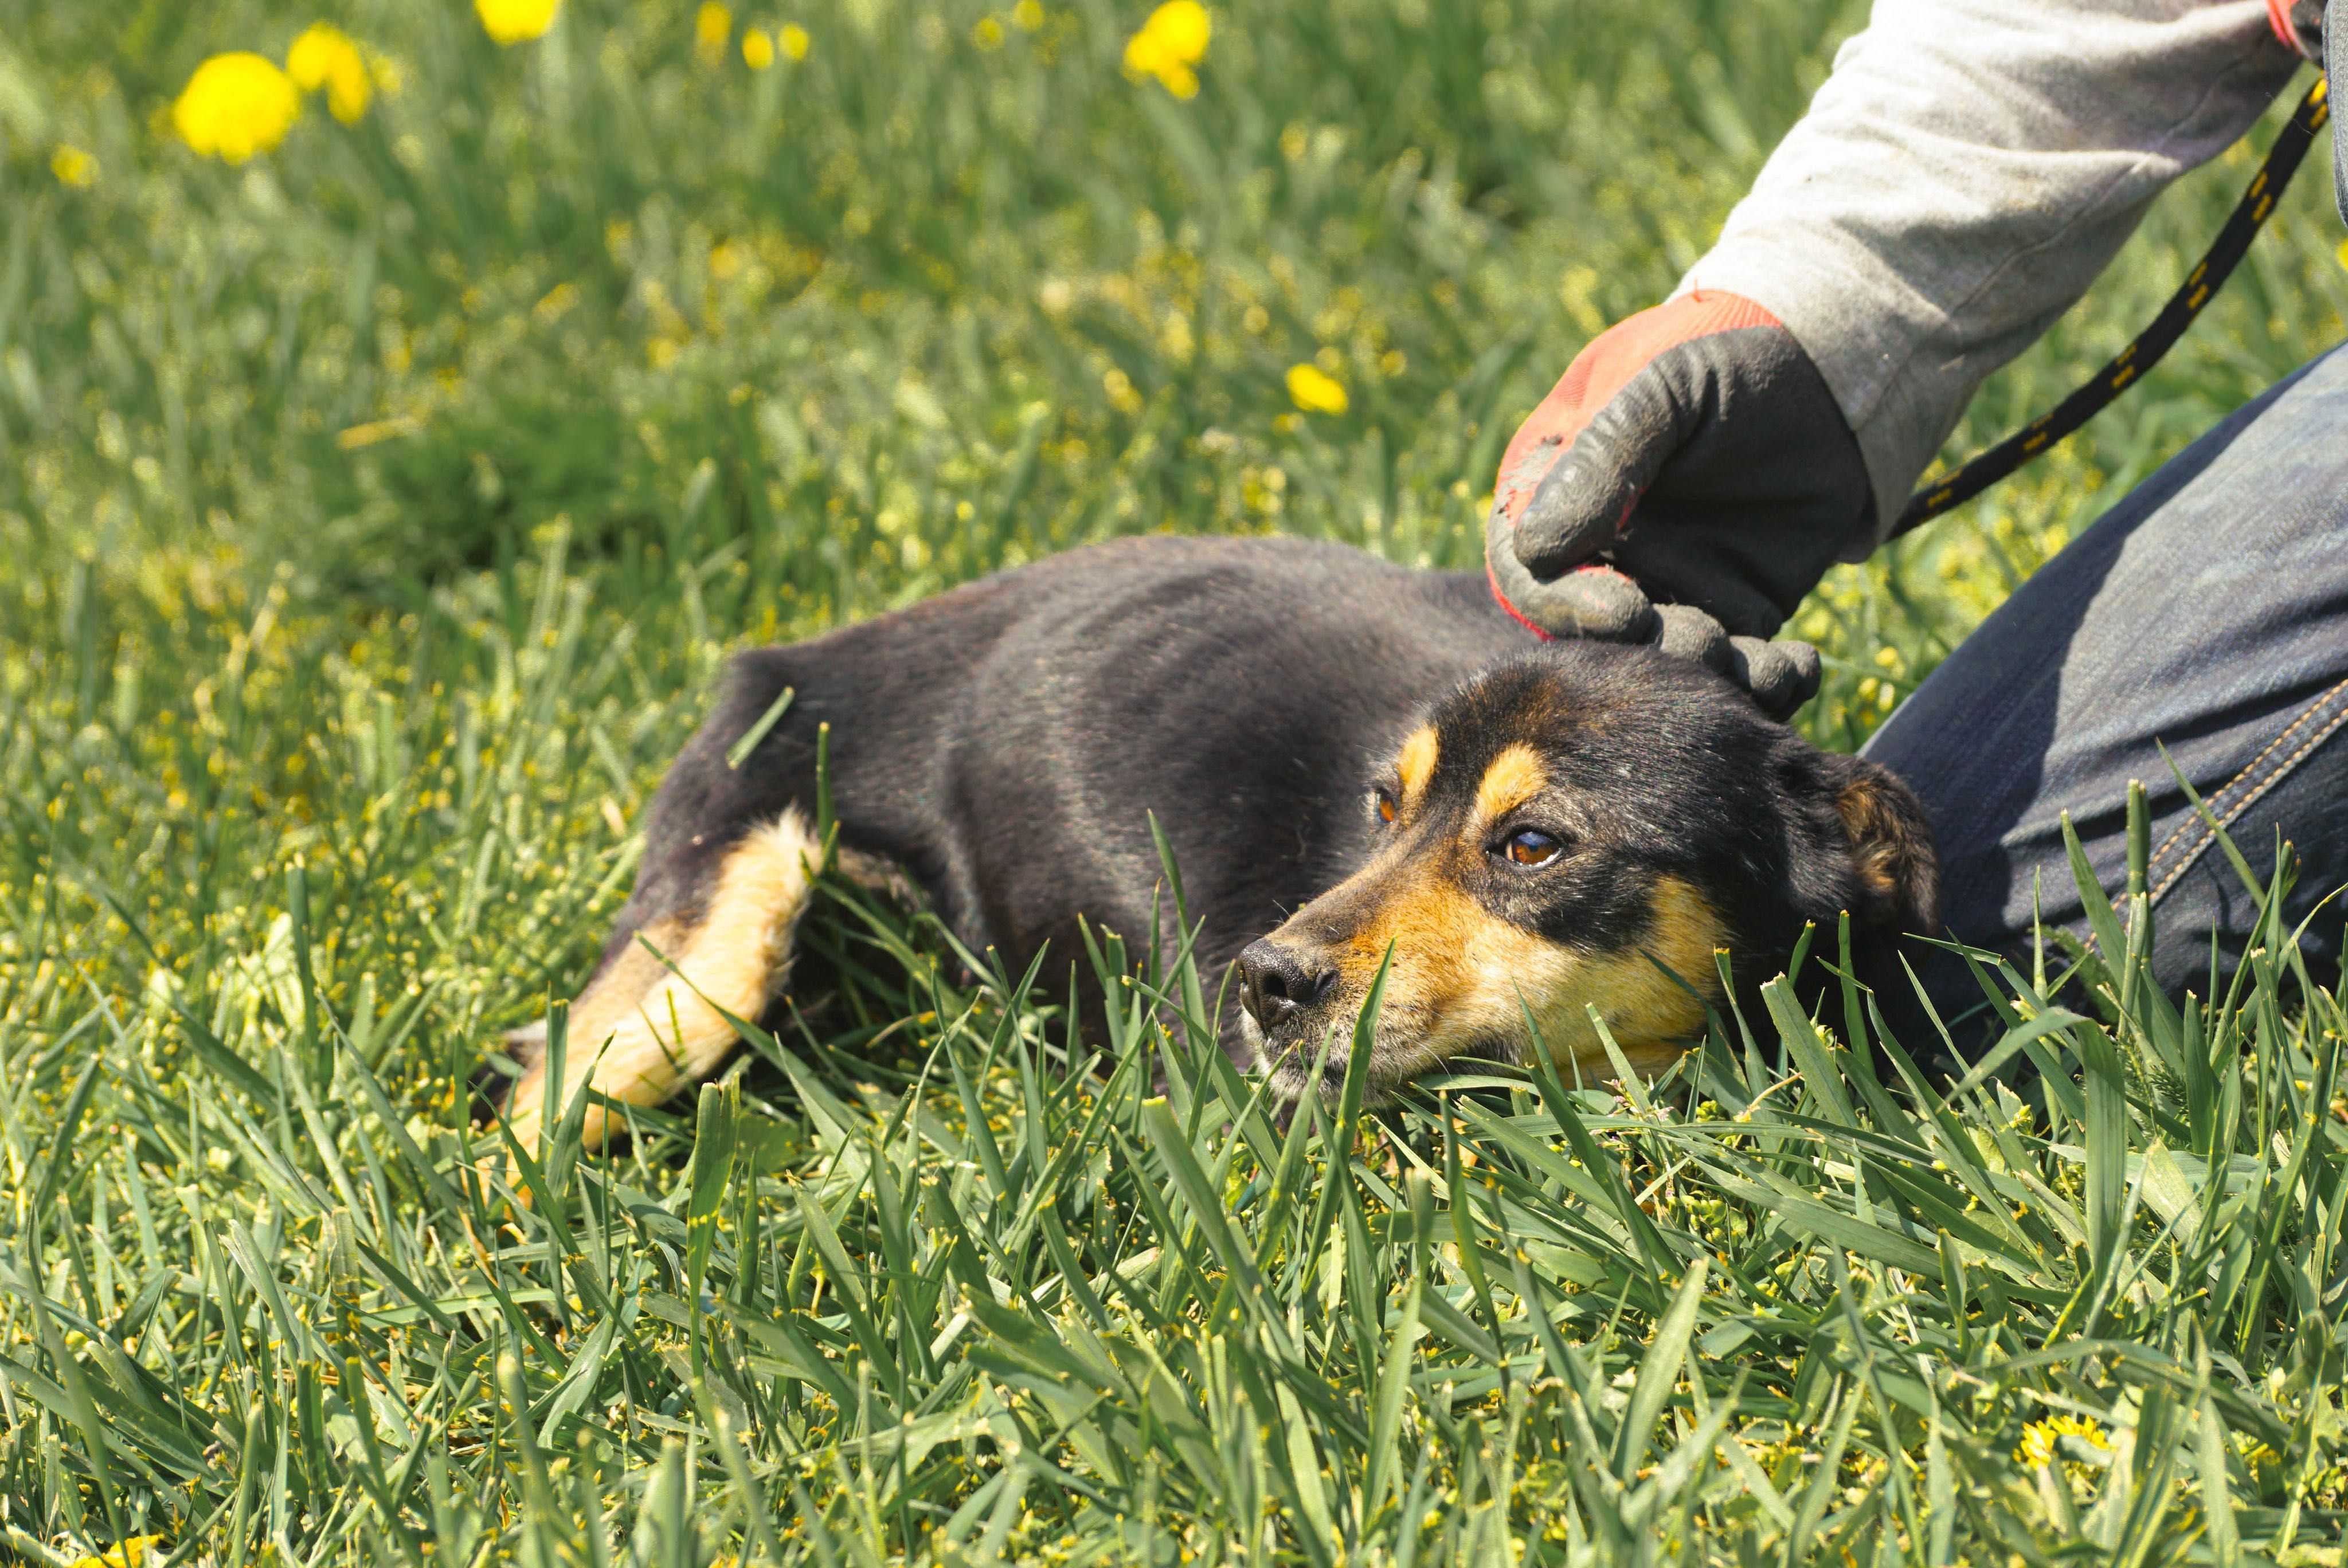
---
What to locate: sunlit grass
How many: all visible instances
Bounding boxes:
[6,0,2348,1561]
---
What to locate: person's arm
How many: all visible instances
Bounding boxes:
[1679,0,2302,540]
[1486,0,2304,711]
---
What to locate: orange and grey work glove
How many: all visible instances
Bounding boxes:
[1485,291,1873,719]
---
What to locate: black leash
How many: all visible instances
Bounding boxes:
[1892,75,2330,538]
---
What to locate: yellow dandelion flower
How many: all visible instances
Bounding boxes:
[70,1538,163,1568]
[1144,0,1209,58]
[2015,1413,2109,1469]
[696,1,733,60]
[476,0,561,45]
[1124,0,1210,97]
[778,22,810,59]
[1013,0,1044,27]
[973,15,1005,49]
[173,53,302,164]
[51,144,99,186]
[1286,363,1348,415]
[287,23,372,124]
[534,281,581,323]
[1129,48,1195,97]
[743,28,775,67]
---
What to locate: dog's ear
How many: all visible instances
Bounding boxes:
[1822,754,1940,935]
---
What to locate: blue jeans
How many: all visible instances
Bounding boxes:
[1864,340,2348,1047]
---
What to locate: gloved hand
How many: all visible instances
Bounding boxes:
[1485,291,1874,719]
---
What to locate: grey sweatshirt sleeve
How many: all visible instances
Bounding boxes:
[1674,0,2302,547]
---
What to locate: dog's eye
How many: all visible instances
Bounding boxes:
[1373,787,1398,825]
[1501,829,1563,867]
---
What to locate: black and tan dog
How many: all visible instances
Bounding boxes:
[498,535,1936,1148]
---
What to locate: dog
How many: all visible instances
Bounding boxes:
[495,534,1938,1149]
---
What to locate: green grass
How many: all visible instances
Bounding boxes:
[6,0,2348,1561]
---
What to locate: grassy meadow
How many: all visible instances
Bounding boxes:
[7,0,2348,1561]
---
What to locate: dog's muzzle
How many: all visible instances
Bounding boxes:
[1236,938,1337,1037]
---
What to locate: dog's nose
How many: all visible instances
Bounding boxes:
[1238,939,1336,1029]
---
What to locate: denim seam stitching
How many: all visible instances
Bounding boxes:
[2145,674,2348,868]
[2147,677,2348,905]
[2150,697,2348,903]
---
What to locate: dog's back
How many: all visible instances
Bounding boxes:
[632,536,1523,973]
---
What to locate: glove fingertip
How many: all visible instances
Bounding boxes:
[1560,566,1656,640]
[1652,603,1729,672]
[1728,637,1823,720]
[1775,640,1822,686]
[1515,460,1634,577]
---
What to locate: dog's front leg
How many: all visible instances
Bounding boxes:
[500,809,823,1160]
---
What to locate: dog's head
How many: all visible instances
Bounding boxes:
[1237,643,1936,1103]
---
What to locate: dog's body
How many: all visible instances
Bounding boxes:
[501,535,1936,1146]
